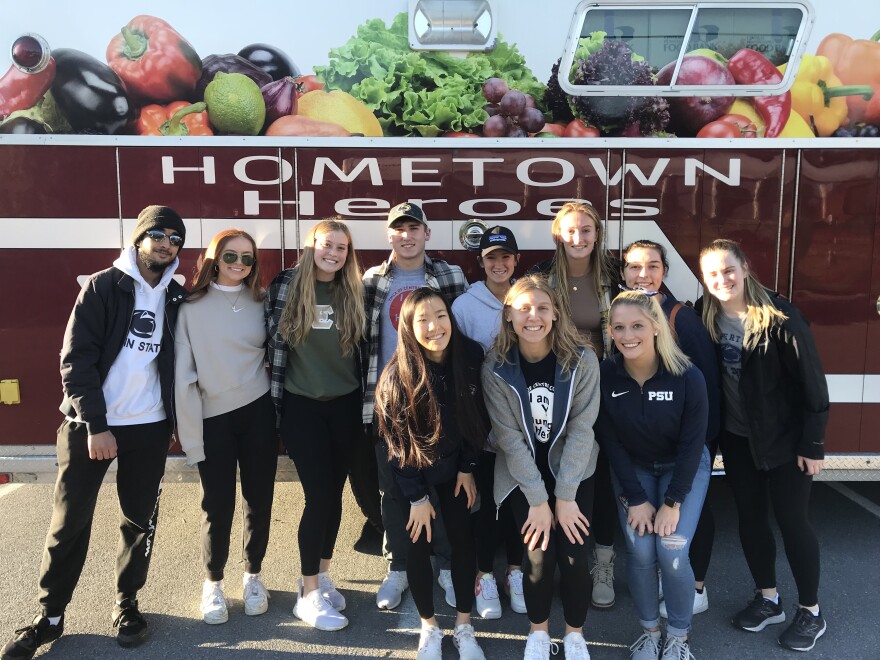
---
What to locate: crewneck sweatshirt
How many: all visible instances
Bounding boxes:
[174,284,270,464]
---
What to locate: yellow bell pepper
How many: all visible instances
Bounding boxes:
[777,109,815,137]
[779,55,873,136]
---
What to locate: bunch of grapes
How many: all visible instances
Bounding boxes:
[481,78,545,137]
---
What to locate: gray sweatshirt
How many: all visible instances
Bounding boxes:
[481,346,600,507]
[451,281,504,352]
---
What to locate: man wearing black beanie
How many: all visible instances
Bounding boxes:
[2,206,188,659]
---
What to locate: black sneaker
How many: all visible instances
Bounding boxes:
[779,607,827,652]
[732,592,786,632]
[1,615,64,660]
[112,599,148,648]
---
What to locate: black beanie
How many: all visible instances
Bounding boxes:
[132,205,186,246]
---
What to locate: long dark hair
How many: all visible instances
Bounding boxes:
[376,288,488,470]
[188,229,262,302]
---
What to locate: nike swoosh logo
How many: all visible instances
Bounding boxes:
[611,391,629,398]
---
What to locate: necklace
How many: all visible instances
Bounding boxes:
[570,275,588,292]
[212,282,243,312]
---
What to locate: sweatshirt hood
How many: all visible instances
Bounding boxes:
[113,246,179,291]
[467,281,504,310]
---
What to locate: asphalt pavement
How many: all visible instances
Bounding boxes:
[0,476,878,659]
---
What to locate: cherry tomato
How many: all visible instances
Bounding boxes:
[563,118,600,138]
[697,114,759,138]
[535,122,566,137]
[294,74,324,95]
[442,131,481,138]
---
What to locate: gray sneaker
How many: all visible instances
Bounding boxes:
[630,631,662,660]
[376,570,408,610]
[660,635,695,660]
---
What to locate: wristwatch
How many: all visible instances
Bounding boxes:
[663,496,681,510]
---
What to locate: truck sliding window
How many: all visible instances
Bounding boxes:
[559,0,814,97]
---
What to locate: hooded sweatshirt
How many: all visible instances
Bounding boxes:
[101,246,178,426]
[451,281,504,352]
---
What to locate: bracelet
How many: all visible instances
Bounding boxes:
[410,495,430,506]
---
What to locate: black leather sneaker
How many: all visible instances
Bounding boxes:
[1,615,64,660]
[732,592,786,632]
[779,607,827,651]
[112,599,148,648]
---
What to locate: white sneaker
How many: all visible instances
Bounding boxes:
[505,569,527,614]
[475,573,502,619]
[661,635,695,660]
[293,587,348,631]
[376,570,408,609]
[630,631,662,660]
[659,587,709,618]
[438,569,456,608]
[318,572,346,612]
[242,573,269,616]
[563,631,591,659]
[200,580,228,625]
[453,623,486,660]
[524,630,557,660]
[417,625,444,660]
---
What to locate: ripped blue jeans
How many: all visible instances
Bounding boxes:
[611,447,710,637]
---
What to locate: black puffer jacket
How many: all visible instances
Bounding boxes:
[698,292,829,470]
[59,266,187,435]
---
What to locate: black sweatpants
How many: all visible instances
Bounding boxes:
[282,389,361,576]
[509,477,595,627]
[198,392,278,581]
[398,478,476,619]
[473,451,522,573]
[590,449,618,547]
[720,431,821,606]
[38,418,169,616]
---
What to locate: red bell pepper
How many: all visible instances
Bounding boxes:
[728,49,792,138]
[137,101,212,136]
[106,15,201,104]
[0,58,56,120]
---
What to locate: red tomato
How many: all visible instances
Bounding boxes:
[294,74,324,95]
[537,122,566,137]
[697,114,759,138]
[563,119,600,138]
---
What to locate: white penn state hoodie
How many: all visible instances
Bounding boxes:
[102,246,178,426]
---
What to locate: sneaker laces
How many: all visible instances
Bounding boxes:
[384,570,408,590]
[418,626,443,653]
[318,573,338,593]
[478,575,499,599]
[202,583,225,610]
[564,633,589,659]
[507,570,524,595]
[454,623,479,649]
[662,636,695,660]
[244,574,268,600]
[590,560,614,586]
[524,633,559,659]
[630,632,661,656]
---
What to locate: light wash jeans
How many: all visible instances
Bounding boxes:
[611,446,711,637]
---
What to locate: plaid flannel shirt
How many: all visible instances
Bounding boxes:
[265,267,297,423]
[361,253,469,423]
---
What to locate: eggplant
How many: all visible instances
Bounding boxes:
[195,54,272,99]
[51,49,132,134]
[238,43,300,81]
[0,116,48,134]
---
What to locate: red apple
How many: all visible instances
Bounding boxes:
[656,55,735,136]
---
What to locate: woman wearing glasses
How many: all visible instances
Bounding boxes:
[621,240,720,618]
[596,290,710,660]
[265,219,365,631]
[528,201,622,609]
[175,229,278,625]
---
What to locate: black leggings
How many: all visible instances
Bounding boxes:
[199,393,279,581]
[590,448,618,547]
[689,443,718,584]
[400,478,476,619]
[282,389,361,576]
[720,431,820,606]
[509,477,595,627]
[473,451,523,573]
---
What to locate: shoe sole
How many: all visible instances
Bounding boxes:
[244,603,268,616]
[116,629,148,648]
[292,611,348,631]
[202,612,229,625]
[376,596,402,610]
[734,612,786,632]
[778,620,826,652]
[478,608,502,620]
[591,598,615,608]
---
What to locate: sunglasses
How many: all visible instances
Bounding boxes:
[618,284,660,297]
[144,230,184,247]
[221,251,256,267]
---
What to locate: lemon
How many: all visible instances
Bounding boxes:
[204,72,266,136]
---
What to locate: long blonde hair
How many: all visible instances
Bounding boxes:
[609,291,691,376]
[699,239,787,349]
[492,275,585,374]
[187,229,263,302]
[548,202,619,311]
[278,219,364,355]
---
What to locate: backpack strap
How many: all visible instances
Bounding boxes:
[668,302,683,340]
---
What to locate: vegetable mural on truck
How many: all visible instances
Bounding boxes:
[0,12,878,138]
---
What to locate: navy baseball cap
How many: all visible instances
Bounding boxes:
[480,225,519,256]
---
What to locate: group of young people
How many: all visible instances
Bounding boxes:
[2,200,829,660]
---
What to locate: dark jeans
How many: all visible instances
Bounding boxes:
[199,392,278,581]
[282,389,361,576]
[508,477,595,627]
[397,478,475,619]
[38,419,170,616]
[473,451,522,573]
[720,430,821,606]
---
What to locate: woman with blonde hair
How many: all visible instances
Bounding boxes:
[482,275,600,660]
[265,218,365,631]
[175,229,278,625]
[529,201,622,609]
[597,290,710,660]
[699,239,828,652]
